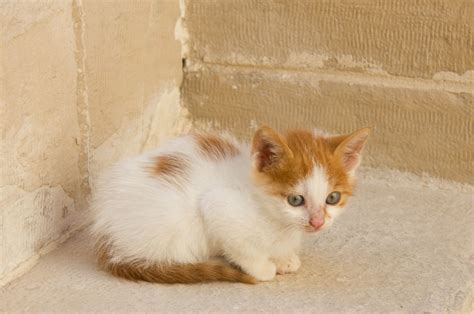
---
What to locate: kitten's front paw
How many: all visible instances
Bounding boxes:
[244,260,276,282]
[275,254,301,274]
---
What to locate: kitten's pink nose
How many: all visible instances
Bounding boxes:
[309,217,324,229]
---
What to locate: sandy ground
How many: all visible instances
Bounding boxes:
[1,169,472,313]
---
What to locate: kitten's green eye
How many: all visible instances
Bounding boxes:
[326,191,341,205]
[287,195,305,207]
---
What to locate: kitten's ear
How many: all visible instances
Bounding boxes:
[251,126,293,172]
[333,128,370,174]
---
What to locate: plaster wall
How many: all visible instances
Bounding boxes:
[182,0,473,183]
[0,0,186,284]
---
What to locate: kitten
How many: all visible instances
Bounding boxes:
[91,125,370,284]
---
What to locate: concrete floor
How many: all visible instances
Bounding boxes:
[1,169,472,313]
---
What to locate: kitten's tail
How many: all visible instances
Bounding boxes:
[95,239,256,284]
[103,259,257,284]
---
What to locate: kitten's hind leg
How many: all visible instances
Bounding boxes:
[227,251,276,282]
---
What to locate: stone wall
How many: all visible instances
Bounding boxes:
[182,0,473,183]
[0,0,186,284]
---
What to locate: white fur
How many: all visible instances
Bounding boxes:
[308,166,345,229]
[304,165,330,209]
[91,134,346,281]
[292,165,343,230]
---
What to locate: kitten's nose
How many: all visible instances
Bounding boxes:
[309,217,324,229]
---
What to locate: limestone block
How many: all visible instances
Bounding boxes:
[183,65,473,183]
[0,0,85,281]
[184,0,473,79]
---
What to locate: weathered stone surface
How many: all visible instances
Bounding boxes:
[0,0,85,282]
[0,0,185,284]
[81,0,187,182]
[183,65,473,183]
[184,0,473,79]
[83,0,182,149]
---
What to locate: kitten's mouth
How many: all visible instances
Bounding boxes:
[304,225,323,233]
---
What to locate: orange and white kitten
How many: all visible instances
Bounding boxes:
[91,126,369,284]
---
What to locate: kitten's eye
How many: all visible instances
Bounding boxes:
[287,195,305,207]
[326,191,341,205]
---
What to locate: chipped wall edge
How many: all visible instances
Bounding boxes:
[0,0,187,285]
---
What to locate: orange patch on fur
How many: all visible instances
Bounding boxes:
[147,153,190,187]
[95,237,256,284]
[194,133,239,160]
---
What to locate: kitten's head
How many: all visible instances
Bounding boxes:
[251,125,370,232]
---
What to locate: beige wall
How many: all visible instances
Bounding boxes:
[182,0,473,183]
[0,0,186,284]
